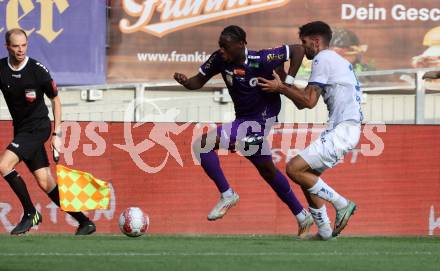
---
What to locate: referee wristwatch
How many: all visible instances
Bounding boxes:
[52,131,62,137]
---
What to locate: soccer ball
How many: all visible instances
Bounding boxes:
[118,207,149,237]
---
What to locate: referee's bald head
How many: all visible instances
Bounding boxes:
[5,28,28,45]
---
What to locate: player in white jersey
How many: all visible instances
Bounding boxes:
[258,21,362,240]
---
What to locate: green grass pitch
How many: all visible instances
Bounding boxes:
[0,235,439,271]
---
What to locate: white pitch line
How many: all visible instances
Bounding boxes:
[0,251,435,257]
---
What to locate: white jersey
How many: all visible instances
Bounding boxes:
[308,49,363,129]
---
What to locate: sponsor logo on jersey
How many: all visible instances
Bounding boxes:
[248,55,260,60]
[233,68,246,77]
[249,61,260,68]
[11,74,21,78]
[249,77,258,87]
[25,89,37,103]
[267,53,285,62]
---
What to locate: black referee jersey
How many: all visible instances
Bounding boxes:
[0,57,58,133]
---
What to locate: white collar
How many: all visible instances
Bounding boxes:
[244,47,248,65]
[8,56,29,72]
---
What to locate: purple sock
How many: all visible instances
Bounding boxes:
[270,170,304,216]
[199,151,230,193]
[248,156,304,216]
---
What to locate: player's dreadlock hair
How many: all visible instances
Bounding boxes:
[5,28,28,45]
[221,25,247,44]
[299,21,332,45]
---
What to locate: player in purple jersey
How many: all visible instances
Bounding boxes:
[174,25,313,237]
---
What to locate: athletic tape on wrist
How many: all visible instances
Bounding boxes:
[284,75,295,85]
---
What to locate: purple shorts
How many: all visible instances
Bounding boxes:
[216,117,276,157]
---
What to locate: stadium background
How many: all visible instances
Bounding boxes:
[0,0,439,236]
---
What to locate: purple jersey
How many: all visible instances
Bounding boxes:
[199,46,290,120]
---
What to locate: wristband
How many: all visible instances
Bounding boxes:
[284,75,295,85]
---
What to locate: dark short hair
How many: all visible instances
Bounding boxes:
[5,28,28,45]
[220,25,247,44]
[299,21,332,45]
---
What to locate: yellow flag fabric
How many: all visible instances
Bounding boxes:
[56,165,110,211]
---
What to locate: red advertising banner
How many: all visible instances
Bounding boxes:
[0,121,439,236]
[108,0,440,82]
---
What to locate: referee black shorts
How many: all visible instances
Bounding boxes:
[6,126,51,172]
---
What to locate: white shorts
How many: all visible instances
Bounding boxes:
[299,121,361,173]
